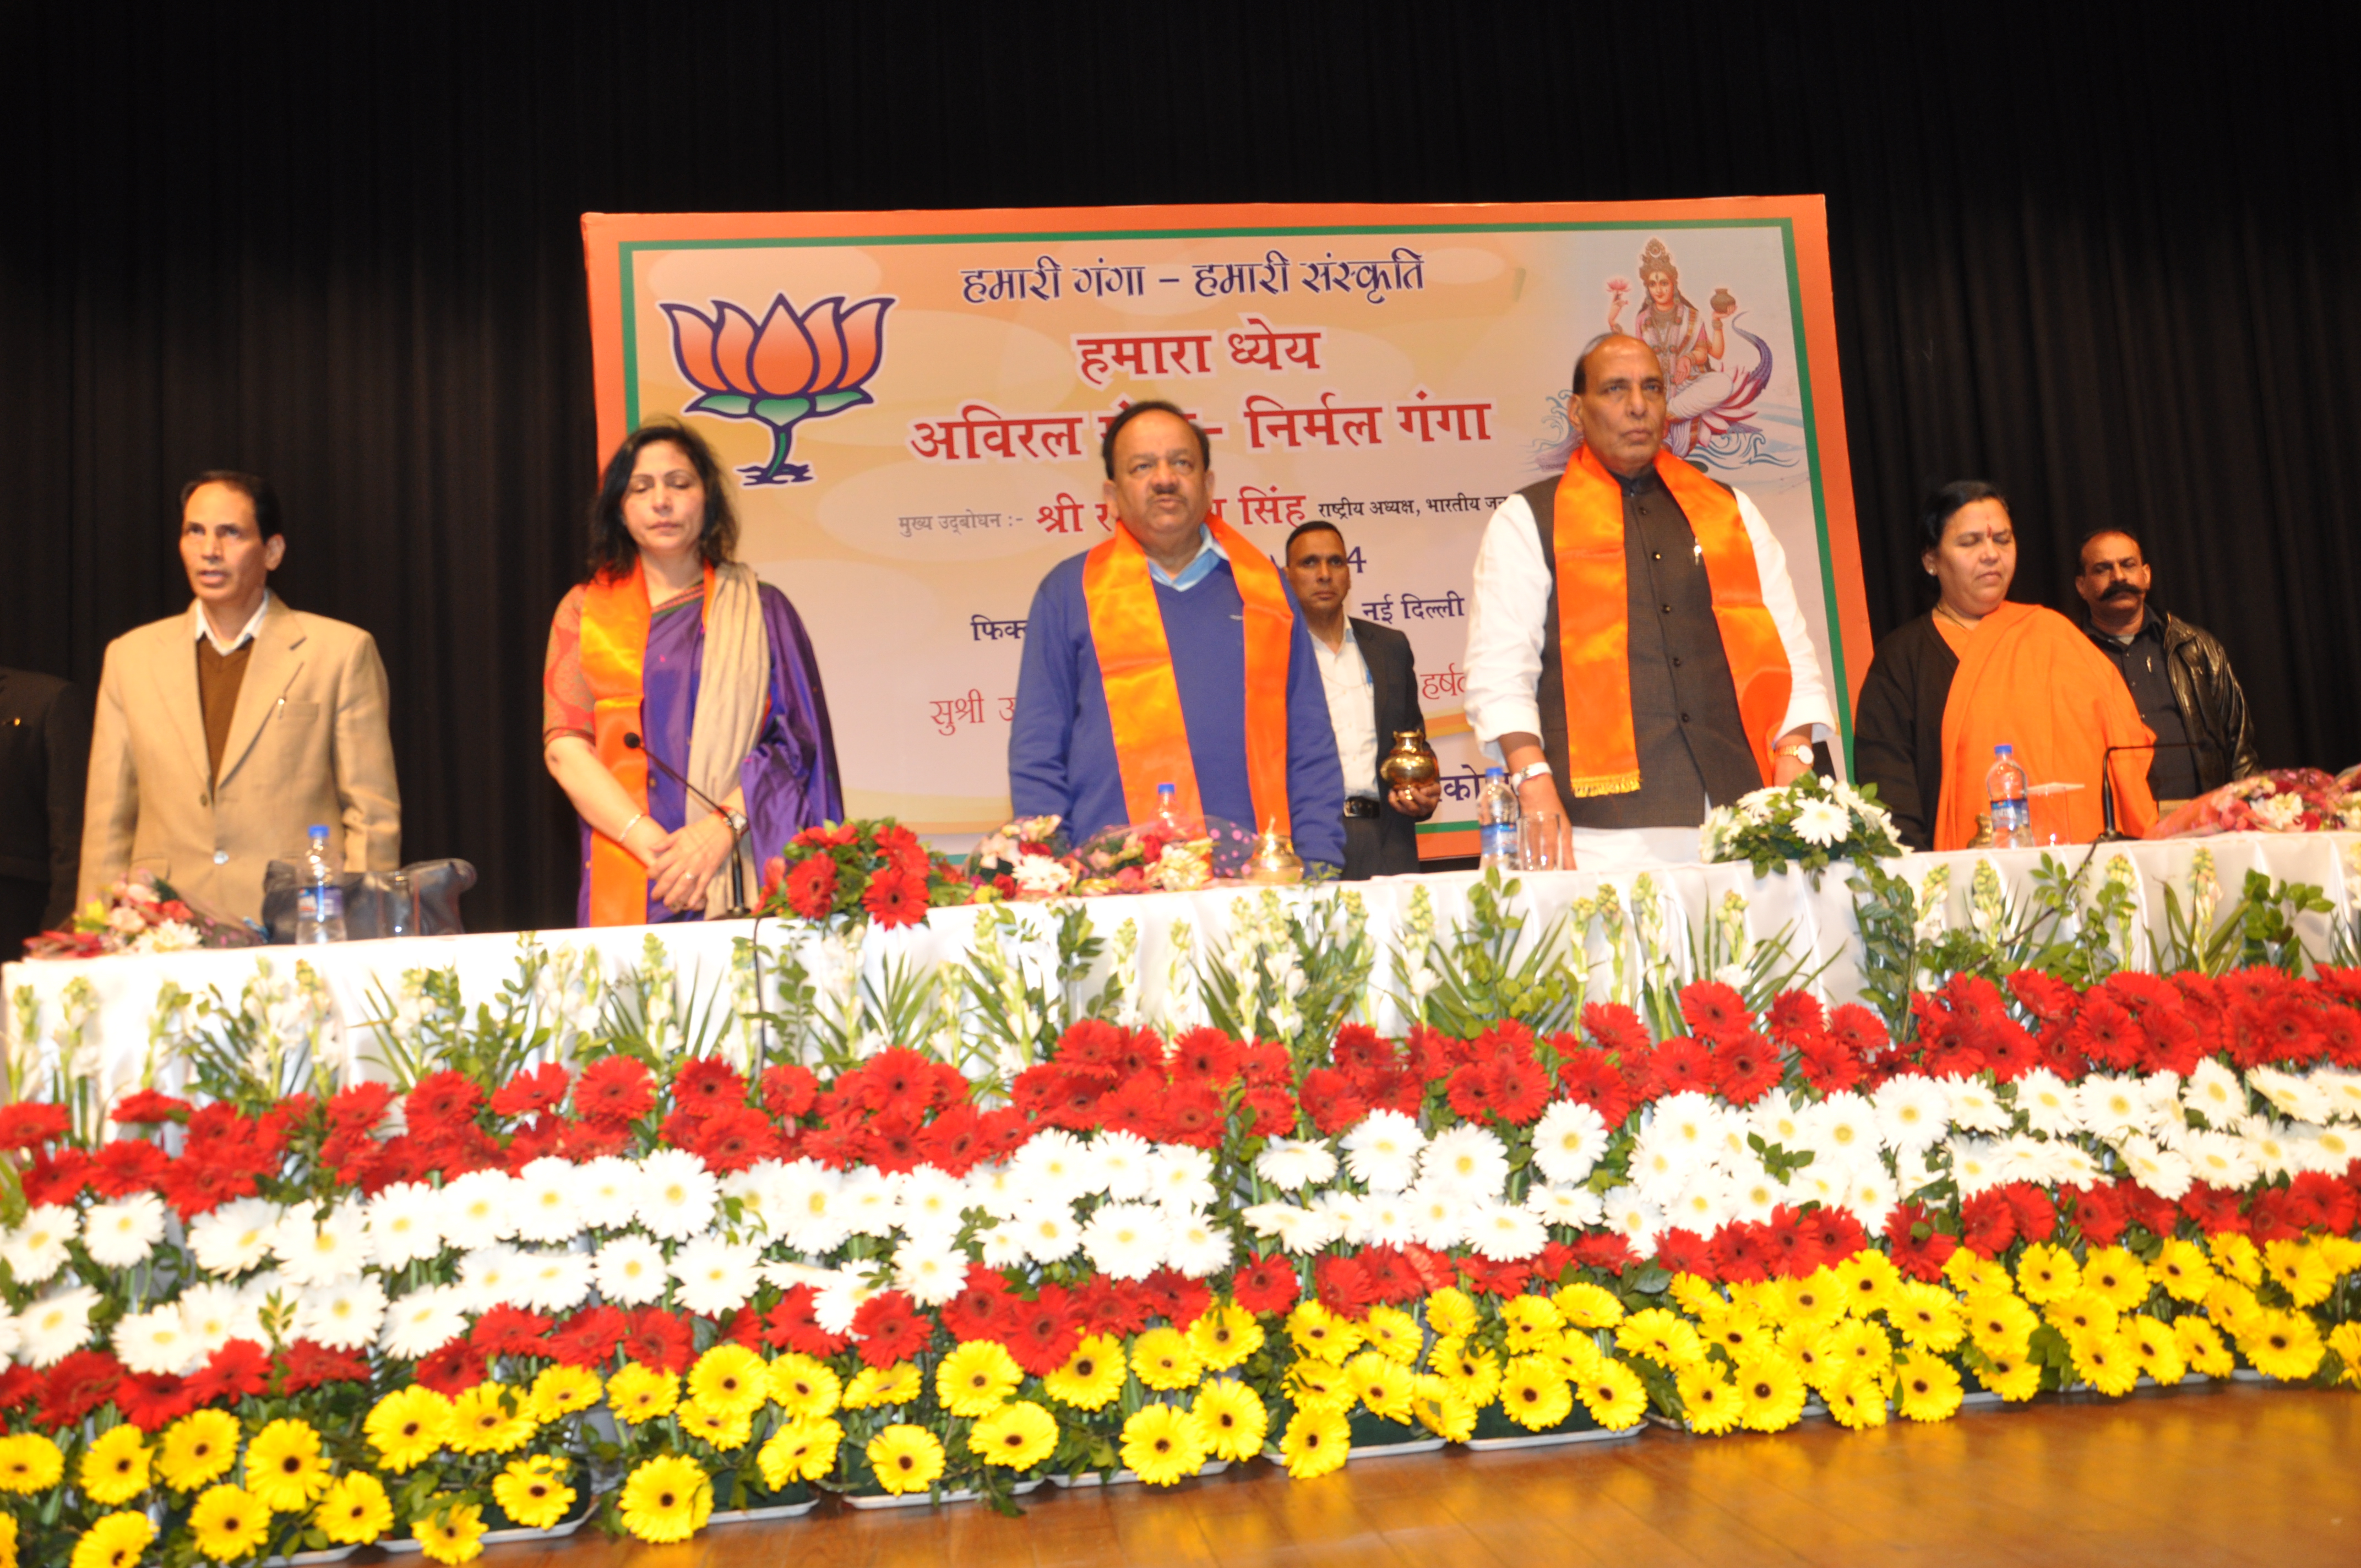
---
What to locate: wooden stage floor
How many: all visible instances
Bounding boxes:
[490,1384,2356,1567]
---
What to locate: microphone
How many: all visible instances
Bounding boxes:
[2097,739,2209,841]
[622,732,749,918]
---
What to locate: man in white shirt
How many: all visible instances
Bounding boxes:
[79,471,400,923]
[1462,335,1832,870]
[1284,521,1438,877]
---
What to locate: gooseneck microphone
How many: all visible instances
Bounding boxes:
[2097,739,2208,842]
[623,732,749,918]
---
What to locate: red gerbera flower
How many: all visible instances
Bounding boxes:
[622,1309,694,1373]
[760,1063,819,1121]
[1313,1254,1377,1319]
[1678,981,1752,1043]
[1711,1032,1784,1107]
[184,1339,271,1406]
[1490,1053,1551,1123]
[1650,1036,1716,1096]
[1233,1253,1300,1315]
[35,1351,127,1430]
[547,1305,630,1369]
[1651,1223,1718,1281]
[90,1139,172,1197]
[1171,1027,1245,1085]
[22,1147,94,1207]
[471,1306,555,1360]
[489,1063,571,1119]
[2000,1183,2058,1243]
[2005,968,2081,1023]
[784,854,839,920]
[1958,1192,2017,1257]
[1884,1202,1957,1281]
[1461,1254,1536,1298]
[673,1055,748,1113]
[1006,1293,1081,1379]
[1825,1004,1891,1064]
[324,1080,394,1134]
[404,1070,485,1133]
[1570,1232,1638,1272]
[416,1341,491,1397]
[1555,1049,1635,1127]
[1298,1069,1367,1137]
[683,1104,777,1173]
[277,1340,371,1394]
[1581,1001,1653,1059]
[1156,1081,1227,1149]
[2068,996,2145,1072]
[1765,990,1826,1045]
[109,1090,194,1126]
[850,1291,935,1368]
[0,1102,70,1151]
[2065,1182,2130,1248]
[1359,1245,1421,1306]
[861,868,927,928]
[575,1055,657,1125]
[113,1370,194,1431]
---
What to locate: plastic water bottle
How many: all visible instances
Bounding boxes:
[1477,766,1520,870]
[1986,745,2032,849]
[1151,782,1187,837]
[296,826,346,944]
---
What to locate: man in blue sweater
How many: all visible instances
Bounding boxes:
[1008,402,1346,870]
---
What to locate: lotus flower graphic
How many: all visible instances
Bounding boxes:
[660,292,894,484]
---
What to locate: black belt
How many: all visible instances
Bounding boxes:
[1343,797,1381,819]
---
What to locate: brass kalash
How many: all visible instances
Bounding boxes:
[1379,729,1439,792]
[1242,819,1304,884]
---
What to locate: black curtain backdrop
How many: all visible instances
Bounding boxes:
[8,3,2359,933]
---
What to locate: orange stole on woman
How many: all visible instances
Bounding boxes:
[1933,601,2156,850]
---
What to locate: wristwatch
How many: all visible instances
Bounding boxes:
[1509,760,1553,790]
[1775,742,1815,769]
[720,807,749,839]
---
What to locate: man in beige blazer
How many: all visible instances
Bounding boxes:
[79,472,401,926]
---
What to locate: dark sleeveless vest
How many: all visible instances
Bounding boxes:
[1524,467,1762,829]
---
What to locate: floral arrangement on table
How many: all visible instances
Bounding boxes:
[2151,769,2361,839]
[1699,774,1903,886]
[966,813,1269,903]
[755,820,973,931]
[4,925,2361,1560]
[22,869,258,960]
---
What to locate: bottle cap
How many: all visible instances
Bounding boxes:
[1484,766,1504,777]
[1994,744,2014,758]
[1157,782,1174,793]
[308,825,329,839]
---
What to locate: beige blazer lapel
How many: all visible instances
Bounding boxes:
[216,598,308,788]
[155,611,215,790]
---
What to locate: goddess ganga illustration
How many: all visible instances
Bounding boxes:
[1603,237,1777,465]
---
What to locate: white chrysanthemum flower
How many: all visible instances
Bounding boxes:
[1722,1163,1785,1223]
[379,1283,468,1359]
[190,1198,283,1277]
[836,1167,903,1241]
[774,1159,851,1255]
[634,1149,720,1241]
[811,1268,884,1337]
[2181,1130,2257,1189]
[456,1243,527,1313]
[977,1220,1030,1271]
[573,1156,641,1233]
[1,1204,79,1284]
[298,1277,388,1353]
[510,1157,586,1244]
[274,1201,372,1288]
[1163,1210,1234,1279]
[593,1233,669,1306]
[1943,1076,2012,1135]
[438,1169,519,1252]
[2014,1070,2082,1139]
[1239,1201,1341,1255]
[1086,1130,1156,1201]
[1531,1100,1608,1187]
[114,1300,202,1375]
[1791,796,1852,848]
[1081,1201,1165,1281]
[1145,1144,1217,1213]
[515,1249,595,1315]
[964,1162,1025,1221]
[1600,1186,1664,1256]
[886,1234,965,1308]
[2314,1069,2361,1124]
[2114,1134,2193,1200]
[1526,1183,1605,1229]
[1341,1109,1427,1194]
[1465,1199,1547,1261]
[1946,1137,2004,1198]
[1418,1123,1510,1199]
[1749,1093,1810,1151]
[1007,1129,1095,1207]
[2078,1075,2153,1140]
[1003,1199,1082,1265]
[671,1234,764,1317]
[367,1182,445,1270]
[1401,1182,1471,1250]
[1871,1074,1950,1156]
[894,1165,970,1243]
[81,1194,165,1270]
[2180,1059,2245,1125]
[1253,1136,1339,1190]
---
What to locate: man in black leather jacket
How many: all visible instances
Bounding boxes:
[2072,530,2259,802]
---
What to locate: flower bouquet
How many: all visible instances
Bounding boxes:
[23,868,259,959]
[2150,768,2361,838]
[966,816,1079,901]
[1699,773,1902,886]
[755,820,972,930]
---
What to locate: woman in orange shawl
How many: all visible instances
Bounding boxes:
[1853,482,2155,851]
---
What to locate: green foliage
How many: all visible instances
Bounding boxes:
[1416,870,1584,1038]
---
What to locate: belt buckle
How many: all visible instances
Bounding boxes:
[1343,797,1380,819]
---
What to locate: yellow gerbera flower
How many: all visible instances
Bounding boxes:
[2175,1316,2235,1378]
[445,1385,535,1456]
[2208,1232,2262,1286]
[1426,1286,1482,1338]
[619,1454,714,1542]
[1120,1404,1209,1487]
[863,1425,944,1497]
[2044,1289,2121,1346]
[2123,1314,2186,1386]
[1617,1306,1707,1369]
[1189,1303,1264,1370]
[933,1340,1022,1418]
[244,1418,333,1512]
[1974,1347,2043,1402]
[1701,1308,1771,1363]
[1733,1354,1807,1433]
[2241,1309,2325,1381]
[1131,1326,1203,1392]
[1499,1293,1565,1352]
[1359,1304,1423,1366]
[1836,1250,1903,1317]
[1676,1364,1743,1435]
[1193,1379,1269,1461]
[1886,1281,1967,1353]
[2153,1238,2217,1303]
[0,1433,64,1494]
[67,1510,153,1568]
[2319,1235,2361,1276]
[1779,1321,1845,1395]
[413,1499,486,1566]
[1408,1373,1476,1442]
[688,1343,771,1420]
[1727,1280,1786,1322]
[2205,1278,2264,1337]
[1285,1301,1362,1364]
[0,1512,18,1568]
[313,1471,395,1546]
[1286,1357,1351,1413]
[1551,1329,1606,1385]
[2079,1245,2150,1311]
[1499,1354,1574,1431]
[1967,1291,2039,1357]
[491,1455,576,1530]
[756,1416,844,1489]
[363,1386,454,1473]
[1824,1370,1891,1430]
[970,1400,1058,1471]
[2325,1321,2361,1388]
[1552,1280,1626,1330]
[77,1426,151,1507]
[1777,1266,1847,1330]
[1668,1272,1725,1316]
[606,1363,682,1425]
[1894,1351,1964,1421]
[766,1353,843,1418]
[2263,1239,2336,1309]
[2014,1242,2081,1304]
[1576,1358,1648,1430]
[2071,1327,2141,1397]
[1279,1403,1351,1479]
[1429,1337,1503,1407]
[189,1483,270,1562]
[842,1360,922,1410]
[1043,1335,1127,1411]
[1940,1249,2012,1298]
[1345,1350,1415,1421]
[527,1364,603,1423]
[678,1397,754,1452]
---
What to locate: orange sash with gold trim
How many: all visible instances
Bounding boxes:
[579,560,715,926]
[1081,519,1295,833]
[1551,446,1792,795]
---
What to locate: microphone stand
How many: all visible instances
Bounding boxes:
[623,732,749,918]
[2097,739,2210,842]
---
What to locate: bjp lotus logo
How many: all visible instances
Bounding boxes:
[661,293,894,484]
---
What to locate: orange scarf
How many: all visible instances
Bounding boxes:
[1551,446,1792,794]
[1081,519,1296,833]
[1933,601,2157,851]
[579,559,715,926]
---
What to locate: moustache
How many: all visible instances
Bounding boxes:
[2101,582,2142,600]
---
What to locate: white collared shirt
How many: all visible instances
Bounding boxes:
[1145,526,1227,591]
[191,592,273,657]
[1310,618,1380,801]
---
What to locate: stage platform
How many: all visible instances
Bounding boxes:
[501,1384,2354,1567]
